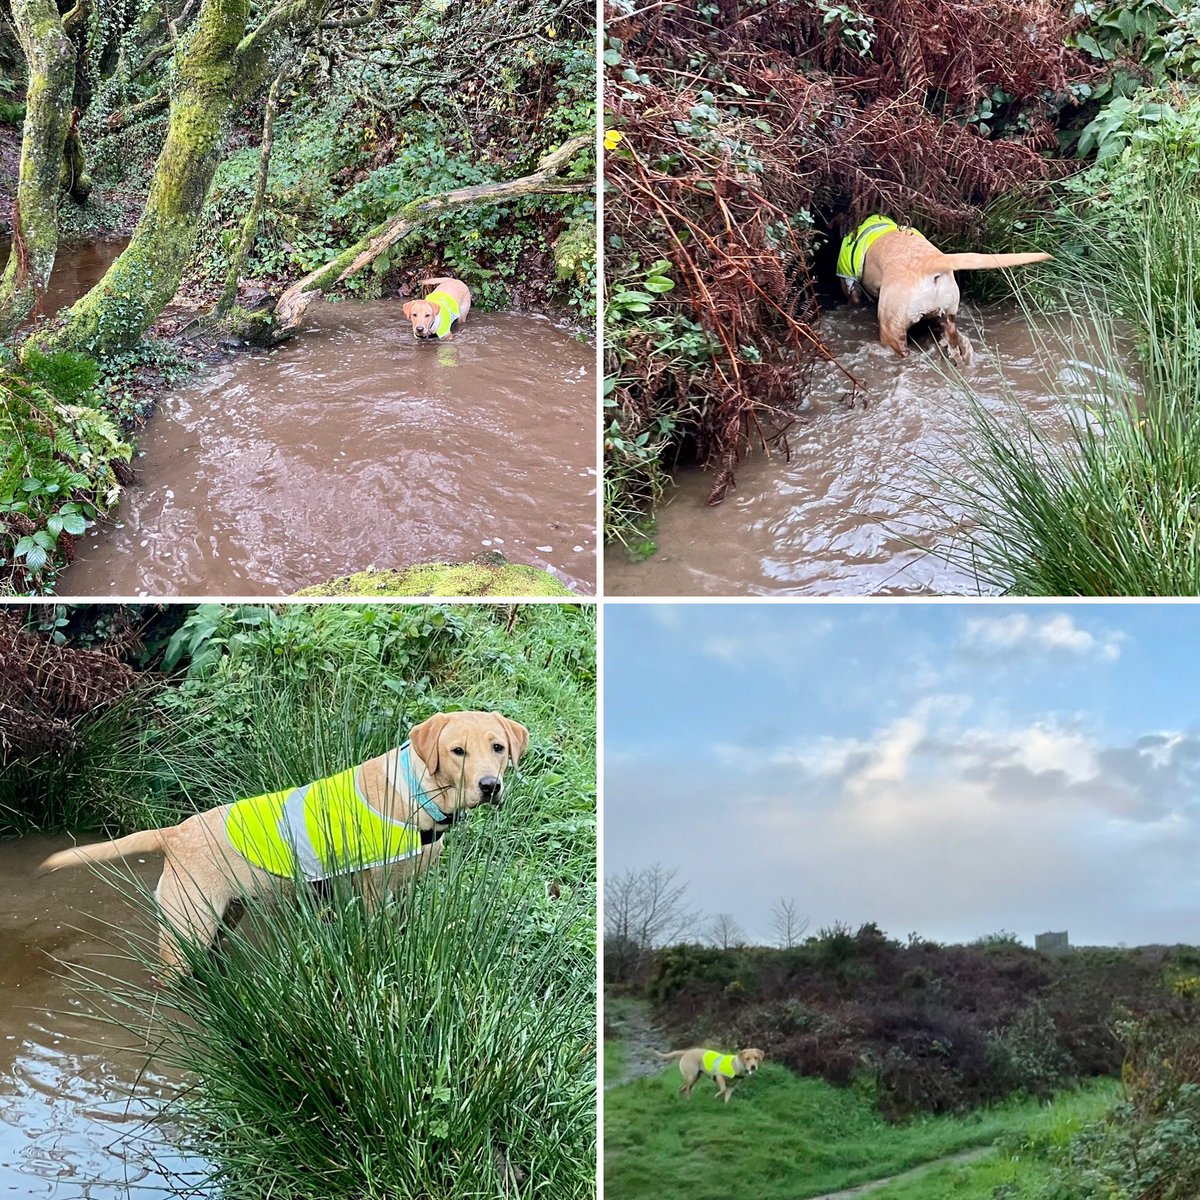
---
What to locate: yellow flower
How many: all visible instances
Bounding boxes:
[604,129,624,150]
[546,24,557,37]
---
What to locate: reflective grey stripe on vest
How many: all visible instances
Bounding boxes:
[278,783,325,880]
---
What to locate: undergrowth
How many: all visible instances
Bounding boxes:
[0,347,130,593]
[184,2,596,321]
[602,0,1105,545]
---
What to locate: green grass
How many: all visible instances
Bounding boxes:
[865,1082,1119,1199]
[45,603,595,1199]
[605,1036,629,1084]
[933,145,1200,595]
[604,1066,1118,1200]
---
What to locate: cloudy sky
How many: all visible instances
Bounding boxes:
[604,603,1200,948]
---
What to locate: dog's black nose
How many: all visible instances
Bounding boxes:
[479,776,502,803]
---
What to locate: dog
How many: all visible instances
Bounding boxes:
[39,711,528,976]
[837,214,1050,366]
[402,276,472,341]
[656,1047,766,1103]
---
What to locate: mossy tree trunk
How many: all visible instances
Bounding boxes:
[37,0,333,357]
[0,0,77,339]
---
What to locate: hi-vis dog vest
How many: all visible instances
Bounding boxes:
[424,289,461,339]
[702,1050,739,1079]
[836,215,901,287]
[225,751,427,881]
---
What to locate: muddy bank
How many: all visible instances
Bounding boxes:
[61,302,596,597]
[0,835,210,1198]
[606,303,1089,596]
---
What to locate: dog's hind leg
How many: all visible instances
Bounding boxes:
[875,283,912,357]
[940,314,974,368]
[154,862,227,978]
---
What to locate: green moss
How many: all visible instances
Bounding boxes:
[554,213,596,282]
[292,559,574,597]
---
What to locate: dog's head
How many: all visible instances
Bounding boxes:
[402,298,443,340]
[739,1048,766,1072]
[408,710,529,823]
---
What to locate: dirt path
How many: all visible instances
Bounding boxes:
[605,995,668,1088]
[803,1148,993,1200]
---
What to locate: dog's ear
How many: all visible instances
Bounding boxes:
[495,714,529,766]
[410,713,451,775]
[402,301,415,319]
[427,301,441,322]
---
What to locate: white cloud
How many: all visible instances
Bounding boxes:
[960,613,1124,662]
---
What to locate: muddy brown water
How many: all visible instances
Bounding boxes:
[606,304,1097,596]
[64,305,596,597]
[0,836,211,1198]
[0,241,128,324]
[13,242,596,597]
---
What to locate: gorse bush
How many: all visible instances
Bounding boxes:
[1050,1006,1200,1199]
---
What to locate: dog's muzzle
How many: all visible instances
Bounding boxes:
[478,776,502,805]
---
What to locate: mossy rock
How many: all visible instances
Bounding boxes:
[292,555,574,598]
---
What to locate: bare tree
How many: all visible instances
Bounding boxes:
[604,863,696,982]
[705,912,747,951]
[770,898,809,949]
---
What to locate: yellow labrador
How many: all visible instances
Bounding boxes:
[40,711,528,975]
[402,276,472,341]
[656,1047,766,1103]
[838,215,1050,366]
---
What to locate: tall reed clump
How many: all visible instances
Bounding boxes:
[933,124,1200,595]
[68,602,596,1200]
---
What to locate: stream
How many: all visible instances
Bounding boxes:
[0,835,210,1199]
[12,242,597,597]
[605,303,1094,596]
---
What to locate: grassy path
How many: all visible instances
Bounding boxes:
[603,995,666,1088]
[805,1149,991,1200]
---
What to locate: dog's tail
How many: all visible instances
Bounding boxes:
[936,251,1052,273]
[654,1050,687,1060]
[418,276,458,286]
[40,829,166,874]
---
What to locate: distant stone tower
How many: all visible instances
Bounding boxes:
[1036,931,1070,957]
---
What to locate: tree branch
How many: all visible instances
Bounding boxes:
[104,89,170,131]
[273,133,592,331]
[319,0,381,30]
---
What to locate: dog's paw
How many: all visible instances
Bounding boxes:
[951,334,975,368]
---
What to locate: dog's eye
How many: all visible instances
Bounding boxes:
[451,747,465,757]
[493,743,504,754]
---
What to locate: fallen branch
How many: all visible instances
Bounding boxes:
[273,133,592,331]
[104,90,170,131]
